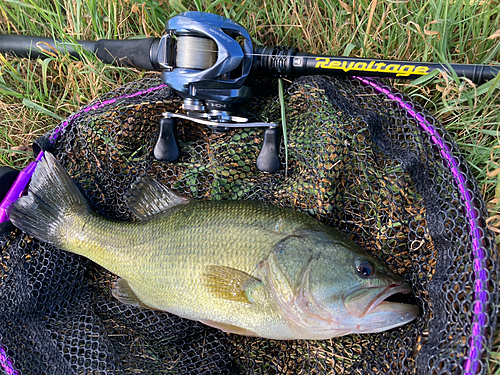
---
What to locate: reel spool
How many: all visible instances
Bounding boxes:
[175,36,217,70]
[154,12,280,173]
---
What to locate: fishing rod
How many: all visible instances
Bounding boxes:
[1,11,498,170]
[0,11,499,223]
[2,15,498,82]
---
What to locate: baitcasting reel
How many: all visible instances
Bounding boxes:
[146,11,498,173]
[154,12,281,173]
[0,10,498,215]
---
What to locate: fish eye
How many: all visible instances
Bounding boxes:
[355,260,375,278]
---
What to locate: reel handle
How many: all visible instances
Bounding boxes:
[154,114,282,174]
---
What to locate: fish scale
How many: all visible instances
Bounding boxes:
[7,152,419,340]
[63,200,310,330]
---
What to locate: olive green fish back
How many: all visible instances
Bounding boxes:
[0,76,497,375]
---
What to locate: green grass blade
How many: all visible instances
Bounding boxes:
[278,78,288,177]
[22,98,64,120]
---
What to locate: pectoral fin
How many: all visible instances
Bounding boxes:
[112,278,155,309]
[203,265,261,304]
[200,319,258,337]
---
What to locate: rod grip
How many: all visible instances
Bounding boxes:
[0,35,161,71]
[94,38,160,70]
[0,34,96,59]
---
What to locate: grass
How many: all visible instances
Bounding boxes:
[0,0,499,373]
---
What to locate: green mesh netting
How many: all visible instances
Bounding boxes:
[0,75,497,375]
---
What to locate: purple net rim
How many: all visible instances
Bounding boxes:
[0,347,18,375]
[0,78,490,374]
[0,83,168,375]
[354,76,488,374]
[0,84,169,223]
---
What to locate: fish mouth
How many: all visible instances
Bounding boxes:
[364,282,415,317]
[344,282,420,321]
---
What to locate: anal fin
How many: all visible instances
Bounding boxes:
[200,319,258,337]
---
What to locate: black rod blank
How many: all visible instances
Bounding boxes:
[253,46,499,84]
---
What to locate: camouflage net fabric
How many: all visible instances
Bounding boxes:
[0,75,498,375]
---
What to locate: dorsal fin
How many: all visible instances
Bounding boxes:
[124,176,189,219]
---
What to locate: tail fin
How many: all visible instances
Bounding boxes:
[8,152,90,247]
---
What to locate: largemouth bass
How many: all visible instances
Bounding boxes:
[8,152,419,340]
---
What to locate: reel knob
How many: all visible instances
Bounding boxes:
[153,118,180,162]
[257,127,281,173]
